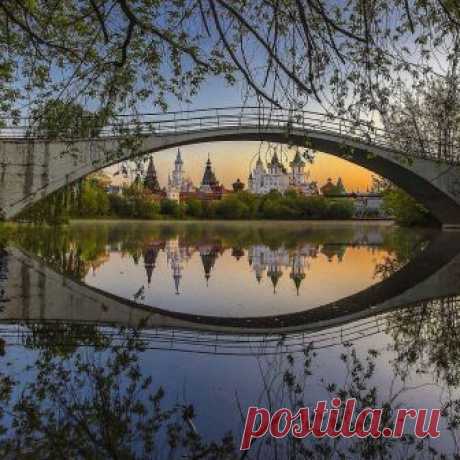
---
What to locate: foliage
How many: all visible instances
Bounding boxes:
[0,330,236,458]
[180,190,355,220]
[110,183,161,219]
[76,177,110,217]
[382,188,434,227]
[21,183,358,223]
[160,199,184,219]
[16,187,72,225]
[17,173,111,224]
[0,0,458,123]
[383,64,460,163]
[30,100,104,138]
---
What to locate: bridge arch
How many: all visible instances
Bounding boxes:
[1,108,460,225]
[4,230,460,337]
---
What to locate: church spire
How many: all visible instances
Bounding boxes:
[144,156,161,193]
[201,154,218,188]
[290,150,305,167]
[175,148,183,165]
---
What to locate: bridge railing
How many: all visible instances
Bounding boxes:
[0,312,390,355]
[0,106,457,164]
[0,296,451,355]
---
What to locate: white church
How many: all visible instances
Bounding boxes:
[248,151,318,195]
[166,149,194,201]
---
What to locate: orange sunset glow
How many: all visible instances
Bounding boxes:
[109,141,375,192]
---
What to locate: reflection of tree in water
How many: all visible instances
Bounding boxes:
[0,320,458,458]
[0,328,236,458]
[381,296,460,453]
[13,222,424,271]
[23,321,110,357]
[374,229,430,280]
[387,296,460,388]
[13,225,110,280]
[0,248,9,307]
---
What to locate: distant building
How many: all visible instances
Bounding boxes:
[353,193,385,217]
[289,151,317,194]
[144,156,161,193]
[320,177,347,196]
[105,185,123,195]
[232,178,245,192]
[183,155,227,201]
[248,151,317,195]
[166,149,195,201]
[199,155,225,194]
[321,191,386,217]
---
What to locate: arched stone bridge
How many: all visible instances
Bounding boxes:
[1,107,460,225]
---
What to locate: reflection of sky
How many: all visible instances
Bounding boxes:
[2,221,458,454]
[0,326,455,455]
[84,240,389,317]
[139,332,451,450]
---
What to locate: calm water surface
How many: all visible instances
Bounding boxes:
[16,220,431,316]
[0,220,459,458]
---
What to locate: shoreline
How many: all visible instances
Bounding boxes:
[66,218,396,226]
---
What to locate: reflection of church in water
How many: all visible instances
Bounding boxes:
[142,239,352,295]
[142,239,349,296]
[143,238,223,295]
[248,244,319,294]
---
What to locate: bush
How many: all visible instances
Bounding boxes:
[214,195,250,219]
[78,181,110,217]
[108,194,132,217]
[325,199,355,219]
[160,199,184,218]
[185,198,203,218]
[383,188,435,226]
[298,196,328,218]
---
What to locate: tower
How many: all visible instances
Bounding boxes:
[166,149,187,201]
[143,156,161,193]
[250,154,266,193]
[290,151,306,181]
[268,151,283,175]
[232,178,245,192]
[171,148,183,189]
[200,154,219,191]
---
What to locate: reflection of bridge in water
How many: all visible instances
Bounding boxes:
[1,231,460,354]
[0,300,453,356]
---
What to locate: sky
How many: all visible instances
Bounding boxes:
[107,76,375,192]
[109,142,374,192]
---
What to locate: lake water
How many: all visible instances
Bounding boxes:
[1,220,460,458]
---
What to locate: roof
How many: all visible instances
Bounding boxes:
[290,151,306,166]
